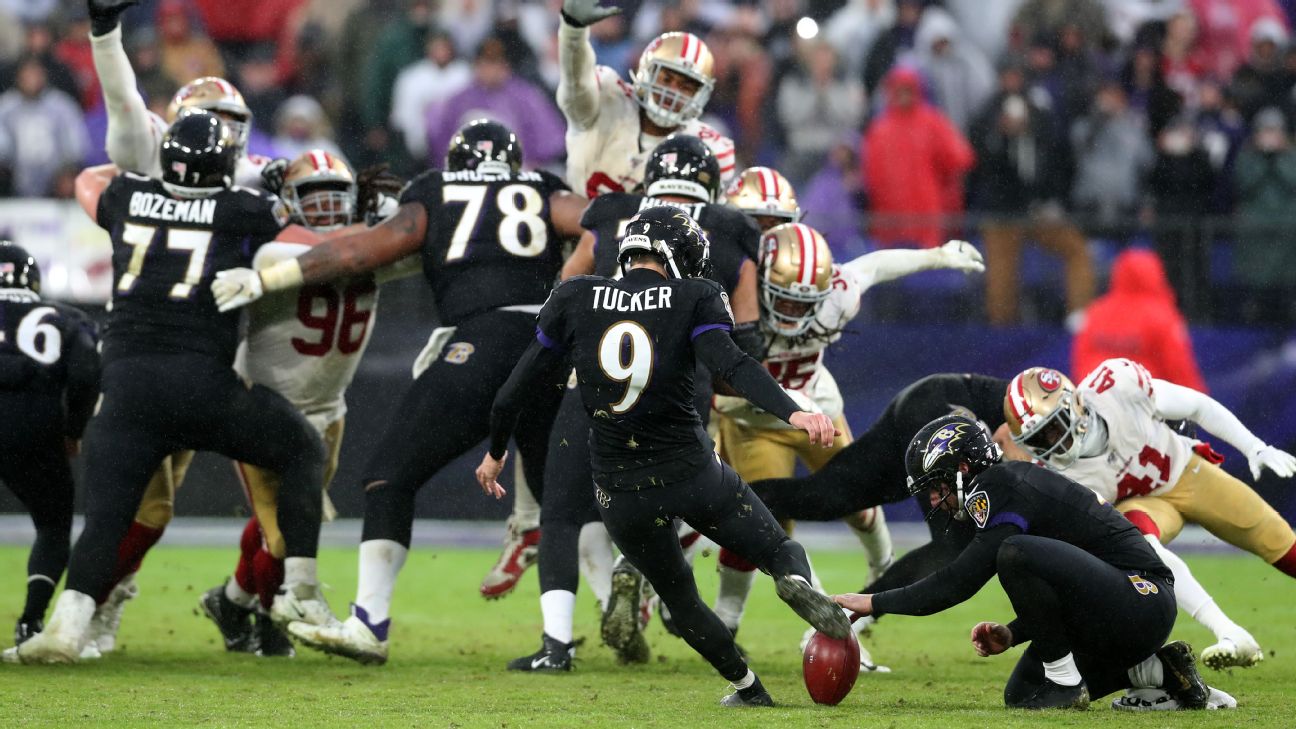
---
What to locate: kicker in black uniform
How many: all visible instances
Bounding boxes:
[833,414,1213,711]
[478,206,849,707]
[0,242,100,647]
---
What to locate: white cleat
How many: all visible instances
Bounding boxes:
[270,583,339,629]
[85,574,138,655]
[289,614,389,665]
[16,591,95,665]
[1201,635,1264,670]
[1112,686,1238,711]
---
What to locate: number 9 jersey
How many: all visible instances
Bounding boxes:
[400,166,570,326]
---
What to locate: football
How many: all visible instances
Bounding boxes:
[802,630,861,705]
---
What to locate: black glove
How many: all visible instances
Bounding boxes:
[356,164,406,225]
[561,0,621,28]
[89,0,140,37]
[260,158,289,196]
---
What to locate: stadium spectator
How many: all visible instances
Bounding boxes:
[439,0,495,59]
[1069,78,1155,238]
[0,55,88,197]
[1147,115,1217,310]
[359,0,437,159]
[943,0,1022,62]
[1230,17,1294,123]
[1232,106,1296,325]
[0,7,21,68]
[708,23,774,164]
[53,7,99,111]
[823,0,896,84]
[862,66,974,249]
[273,95,344,161]
[424,36,565,169]
[863,0,925,95]
[1122,43,1182,138]
[0,22,79,104]
[801,142,867,248]
[1011,0,1109,53]
[390,30,471,162]
[913,8,994,134]
[776,40,866,183]
[0,0,58,25]
[1189,0,1289,79]
[1162,11,1208,106]
[192,0,305,50]
[1194,79,1248,210]
[1072,248,1207,392]
[334,0,402,163]
[1101,0,1183,46]
[231,43,286,136]
[156,0,226,89]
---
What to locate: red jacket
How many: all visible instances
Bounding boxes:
[1073,249,1207,392]
[862,67,974,249]
[193,0,305,43]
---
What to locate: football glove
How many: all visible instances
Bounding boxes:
[89,0,140,36]
[561,0,621,28]
[212,268,264,312]
[260,158,289,195]
[1247,444,1296,481]
[937,239,986,273]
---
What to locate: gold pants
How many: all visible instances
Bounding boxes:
[982,220,1095,326]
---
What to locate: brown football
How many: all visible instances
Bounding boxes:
[802,630,861,705]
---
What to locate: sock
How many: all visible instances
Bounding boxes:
[714,563,757,632]
[845,507,894,579]
[1043,653,1082,687]
[511,456,541,529]
[540,590,576,644]
[1273,541,1296,579]
[1127,653,1164,688]
[252,549,285,610]
[730,668,756,690]
[356,539,408,624]
[104,521,164,601]
[578,523,615,610]
[22,575,57,621]
[233,517,262,595]
[1143,535,1245,640]
[224,578,258,610]
[283,557,317,588]
[679,526,702,567]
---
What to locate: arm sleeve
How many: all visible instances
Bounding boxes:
[1153,379,1265,455]
[871,523,1018,616]
[91,25,163,174]
[694,328,801,424]
[556,20,601,131]
[840,248,947,292]
[63,318,101,439]
[488,336,569,459]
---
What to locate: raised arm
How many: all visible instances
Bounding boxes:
[841,239,985,292]
[89,2,164,175]
[556,0,620,131]
[1153,379,1296,480]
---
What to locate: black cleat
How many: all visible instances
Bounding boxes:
[774,574,850,640]
[14,618,42,646]
[720,681,775,708]
[199,583,258,653]
[1158,641,1209,710]
[255,613,295,658]
[602,557,651,664]
[1008,680,1090,710]
[508,633,574,672]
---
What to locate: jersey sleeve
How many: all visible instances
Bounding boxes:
[536,278,581,350]
[538,169,572,195]
[235,189,291,242]
[579,194,616,231]
[96,176,127,232]
[691,279,735,339]
[1081,358,1157,418]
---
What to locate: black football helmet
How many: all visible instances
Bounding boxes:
[446,118,523,174]
[643,133,720,203]
[905,415,1002,519]
[617,204,713,279]
[160,108,238,195]
[0,240,39,294]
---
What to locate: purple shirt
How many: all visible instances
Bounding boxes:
[424,77,567,168]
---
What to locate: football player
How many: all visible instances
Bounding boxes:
[835,415,1220,711]
[726,166,801,233]
[0,242,101,646]
[556,0,736,199]
[213,119,588,665]
[13,112,329,664]
[1006,360,1296,669]
[505,134,761,669]
[477,206,850,707]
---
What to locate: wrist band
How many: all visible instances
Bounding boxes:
[259,258,304,292]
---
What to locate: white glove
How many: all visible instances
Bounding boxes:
[937,239,986,273]
[212,268,264,312]
[1247,444,1296,480]
[561,0,621,27]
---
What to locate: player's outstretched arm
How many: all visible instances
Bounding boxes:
[557,0,618,130]
[213,203,428,311]
[1153,379,1296,480]
[75,164,117,222]
[89,1,164,175]
[841,239,985,292]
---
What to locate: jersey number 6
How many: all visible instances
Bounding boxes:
[598,321,653,413]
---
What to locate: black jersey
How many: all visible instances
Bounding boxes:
[537,269,736,490]
[872,460,1169,616]
[580,192,758,294]
[0,289,101,437]
[400,167,570,326]
[95,173,288,364]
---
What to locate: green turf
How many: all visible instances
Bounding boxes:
[0,545,1291,727]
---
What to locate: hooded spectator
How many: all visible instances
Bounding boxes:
[1072,248,1207,391]
[1232,106,1296,324]
[0,55,88,197]
[1188,0,1289,79]
[913,8,994,133]
[823,0,896,84]
[862,66,974,249]
[1230,17,1294,122]
[0,21,79,103]
[777,40,866,183]
[273,94,344,160]
[1069,78,1155,236]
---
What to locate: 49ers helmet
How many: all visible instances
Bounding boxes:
[643,133,720,202]
[1004,367,1090,468]
[905,415,1002,516]
[446,118,523,174]
[617,205,712,279]
[0,240,39,294]
[632,32,716,128]
[166,77,252,152]
[727,167,801,229]
[281,150,357,231]
[758,223,832,338]
[160,110,237,196]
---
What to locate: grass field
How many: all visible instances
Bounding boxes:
[0,545,1291,727]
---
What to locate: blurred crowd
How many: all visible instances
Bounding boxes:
[2,0,1296,325]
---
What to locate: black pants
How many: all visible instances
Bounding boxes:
[997,535,1176,702]
[361,311,564,547]
[0,391,74,622]
[66,353,324,599]
[597,455,813,682]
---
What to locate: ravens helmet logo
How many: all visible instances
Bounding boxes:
[923,422,971,472]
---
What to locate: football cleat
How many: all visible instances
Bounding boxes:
[255,614,295,658]
[1112,686,1238,711]
[720,687,775,707]
[14,618,42,646]
[86,573,137,654]
[1157,641,1209,709]
[775,574,850,640]
[601,556,651,664]
[270,582,338,629]
[480,519,540,600]
[16,591,95,664]
[1201,635,1264,670]
[288,605,389,665]
[507,633,574,672]
[198,583,258,653]
[1008,680,1090,710]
